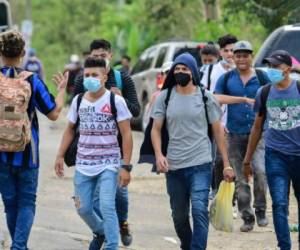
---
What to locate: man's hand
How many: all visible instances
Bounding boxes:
[54,156,64,177]
[53,71,69,91]
[243,161,253,182]
[223,167,235,182]
[156,154,169,173]
[119,168,131,187]
[110,87,122,96]
[244,97,255,105]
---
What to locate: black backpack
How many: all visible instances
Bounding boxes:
[258,81,300,117]
[64,92,119,167]
[138,85,212,166]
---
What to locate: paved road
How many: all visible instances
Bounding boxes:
[0,112,299,250]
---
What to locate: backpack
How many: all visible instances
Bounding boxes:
[138,85,211,166]
[64,92,119,167]
[258,81,300,117]
[222,68,267,94]
[0,70,33,152]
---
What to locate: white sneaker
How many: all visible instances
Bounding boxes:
[233,205,238,219]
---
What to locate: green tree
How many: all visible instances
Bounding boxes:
[224,0,300,32]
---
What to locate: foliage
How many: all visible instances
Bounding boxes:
[10,0,290,93]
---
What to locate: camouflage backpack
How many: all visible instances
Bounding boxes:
[0,69,33,152]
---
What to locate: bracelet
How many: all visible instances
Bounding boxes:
[224,166,233,171]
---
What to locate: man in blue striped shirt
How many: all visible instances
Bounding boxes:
[0,31,67,250]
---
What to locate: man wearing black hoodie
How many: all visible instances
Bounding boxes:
[151,53,235,250]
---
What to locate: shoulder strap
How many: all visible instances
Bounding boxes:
[113,69,123,90]
[110,91,117,122]
[199,85,212,141]
[223,70,232,95]
[74,93,83,129]
[164,87,173,108]
[297,81,300,94]
[255,68,267,86]
[17,71,34,81]
[207,64,214,91]
[259,84,272,117]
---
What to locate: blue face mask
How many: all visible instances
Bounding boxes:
[265,68,284,85]
[83,77,101,92]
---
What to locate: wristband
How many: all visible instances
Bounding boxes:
[224,166,233,171]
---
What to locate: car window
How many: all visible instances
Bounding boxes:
[0,3,8,28]
[132,46,158,74]
[155,47,168,68]
[173,47,202,68]
[255,30,300,67]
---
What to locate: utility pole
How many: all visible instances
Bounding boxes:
[25,0,31,20]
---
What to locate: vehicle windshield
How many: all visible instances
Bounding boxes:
[255,29,300,67]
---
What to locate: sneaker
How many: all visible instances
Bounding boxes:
[232,205,238,219]
[255,210,268,227]
[120,221,133,246]
[240,217,255,232]
[89,233,105,250]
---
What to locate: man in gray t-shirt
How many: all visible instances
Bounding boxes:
[151,53,234,250]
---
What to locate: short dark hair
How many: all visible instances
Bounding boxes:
[0,30,25,58]
[200,44,219,57]
[122,55,131,62]
[89,39,111,52]
[84,57,106,68]
[218,34,238,49]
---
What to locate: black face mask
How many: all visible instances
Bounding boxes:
[174,72,191,87]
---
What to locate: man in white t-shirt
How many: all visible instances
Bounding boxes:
[54,57,133,250]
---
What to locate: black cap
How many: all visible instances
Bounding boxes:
[263,50,292,66]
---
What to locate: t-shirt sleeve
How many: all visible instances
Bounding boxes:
[214,73,226,94]
[206,91,222,124]
[32,74,56,115]
[115,95,133,122]
[253,87,263,113]
[150,90,167,120]
[67,95,79,124]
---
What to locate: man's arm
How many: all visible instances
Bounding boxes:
[151,119,169,172]
[54,122,76,177]
[118,119,133,187]
[47,72,68,121]
[243,114,265,178]
[212,120,235,182]
[214,94,254,105]
[120,72,141,117]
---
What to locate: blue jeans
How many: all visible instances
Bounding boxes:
[74,169,119,250]
[265,147,300,250]
[93,185,129,224]
[166,163,212,250]
[0,164,38,250]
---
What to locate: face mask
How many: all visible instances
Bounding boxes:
[265,68,284,85]
[220,58,230,65]
[174,72,191,87]
[83,77,101,92]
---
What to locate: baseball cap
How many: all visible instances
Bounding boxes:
[233,41,253,53]
[262,50,292,67]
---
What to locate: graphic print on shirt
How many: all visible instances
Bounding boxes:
[76,101,120,170]
[267,99,300,131]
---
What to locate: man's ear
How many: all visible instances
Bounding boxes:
[21,49,26,57]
